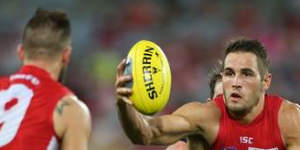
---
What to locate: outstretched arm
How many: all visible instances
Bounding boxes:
[115,59,217,145]
[117,97,200,145]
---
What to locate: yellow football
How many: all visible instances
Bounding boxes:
[124,40,171,115]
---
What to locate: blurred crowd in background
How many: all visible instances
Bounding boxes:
[0,0,299,149]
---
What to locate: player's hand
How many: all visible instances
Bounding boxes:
[115,59,133,105]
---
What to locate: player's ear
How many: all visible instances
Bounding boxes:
[263,73,272,90]
[62,47,71,66]
[17,44,25,61]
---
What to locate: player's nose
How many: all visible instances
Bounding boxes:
[232,76,242,89]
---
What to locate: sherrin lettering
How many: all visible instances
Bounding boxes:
[125,40,171,115]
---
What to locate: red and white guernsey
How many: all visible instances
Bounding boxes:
[0,65,72,150]
[212,95,286,150]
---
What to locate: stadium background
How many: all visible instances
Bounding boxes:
[0,0,299,149]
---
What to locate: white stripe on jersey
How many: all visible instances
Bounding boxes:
[46,136,59,150]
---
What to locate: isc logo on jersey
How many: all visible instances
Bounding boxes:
[124,40,171,115]
[240,136,254,144]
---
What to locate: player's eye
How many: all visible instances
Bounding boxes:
[224,70,234,77]
[244,72,250,76]
[242,70,254,77]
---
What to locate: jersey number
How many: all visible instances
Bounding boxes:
[0,84,33,146]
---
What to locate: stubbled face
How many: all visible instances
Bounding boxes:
[222,52,265,114]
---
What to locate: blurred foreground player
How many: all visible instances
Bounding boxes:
[0,9,91,150]
[166,65,223,150]
[116,38,300,150]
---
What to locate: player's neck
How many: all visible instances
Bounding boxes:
[230,94,265,124]
[23,60,62,81]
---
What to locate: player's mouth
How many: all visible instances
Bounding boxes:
[230,92,242,102]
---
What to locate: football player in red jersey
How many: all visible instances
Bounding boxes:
[0,8,91,150]
[115,38,300,150]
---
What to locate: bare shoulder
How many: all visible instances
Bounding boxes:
[279,100,300,123]
[56,95,90,116]
[172,100,221,144]
[172,100,221,134]
[173,101,221,122]
[53,94,91,138]
[279,100,300,147]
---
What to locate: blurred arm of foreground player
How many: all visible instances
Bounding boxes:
[279,100,300,150]
[115,59,220,145]
[53,95,92,150]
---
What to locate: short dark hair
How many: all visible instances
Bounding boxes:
[22,8,71,60]
[209,62,222,99]
[222,38,269,80]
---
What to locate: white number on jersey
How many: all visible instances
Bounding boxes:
[0,84,33,147]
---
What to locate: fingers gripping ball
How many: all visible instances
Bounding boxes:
[124,40,171,115]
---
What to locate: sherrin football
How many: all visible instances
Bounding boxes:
[124,40,171,115]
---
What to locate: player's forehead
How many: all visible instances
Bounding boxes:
[224,52,259,72]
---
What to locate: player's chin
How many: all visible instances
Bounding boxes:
[227,103,245,112]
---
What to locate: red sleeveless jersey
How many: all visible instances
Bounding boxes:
[0,65,72,150]
[212,95,286,150]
